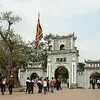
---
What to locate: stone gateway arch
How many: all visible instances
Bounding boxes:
[47,33,79,88]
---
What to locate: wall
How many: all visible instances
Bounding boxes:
[85,68,100,88]
[26,68,43,77]
[42,71,47,79]
[77,72,85,88]
[19,71,26,86]
[19,68,47,86]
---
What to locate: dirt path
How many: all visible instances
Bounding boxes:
[0,89,100,100]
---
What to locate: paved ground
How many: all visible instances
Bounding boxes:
[0,88,100,100]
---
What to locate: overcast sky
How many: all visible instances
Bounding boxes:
[0,0,100,62]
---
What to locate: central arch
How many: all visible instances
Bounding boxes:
[54,66,69,88]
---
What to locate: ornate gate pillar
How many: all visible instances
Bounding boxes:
[70,61,77,88]
[47,58,52,80]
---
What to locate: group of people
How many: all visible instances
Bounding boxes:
[90,78,100,89]
[25,76,62,94]
[0,73,62,95]
[0,73,14,95]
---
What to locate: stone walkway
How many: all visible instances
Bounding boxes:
[0,89,100,100]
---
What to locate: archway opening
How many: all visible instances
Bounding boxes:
[30,73,39,79]
[90,72,100,80]
[60,44,65,50]
[90,72,100,88]
[55,66,69,87]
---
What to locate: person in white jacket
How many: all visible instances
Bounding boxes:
[43,78,47,94]
[97,78,100,89]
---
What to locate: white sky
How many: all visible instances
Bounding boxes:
[0,0,100,62]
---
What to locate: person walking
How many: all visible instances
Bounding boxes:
[2,76,6,92]
[30,78,35,94]
[50,77,55,93]
[90,78,93,89]
[7,75,14,95]
[46,77,49,92]
[1,76,7,95]
[57,76,62,90]
[43,78,47,94]
[53,78,56,88]
[37,78,42,93]
[25,77,31,94]
[0,73,4,95]
[56,78,60,90]
[92,78,95,89]
[97,78,100,89]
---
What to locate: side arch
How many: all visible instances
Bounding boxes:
[29,72,39,79]
[86,70,100,88]
[90,71,100,78]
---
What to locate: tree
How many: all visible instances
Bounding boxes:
[38,33,54,71]
[44,33,54,50]
[0,11,24,86]
[0,32,29,86]
[38,42,45,51]
[31,33,54,71]
[0,40,9,75]
[77,62,85,71]
[0,11,21,71]
[9,34,28,87]
[0,11,55,86]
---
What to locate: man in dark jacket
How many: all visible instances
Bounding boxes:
[37,78,42,93]
[30,78,34,94]
[46,77,49,92]
[8,75,14,95]
[0,73,4,95]
[26,77,30,94]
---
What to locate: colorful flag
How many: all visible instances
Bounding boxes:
[34,12,43,48]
